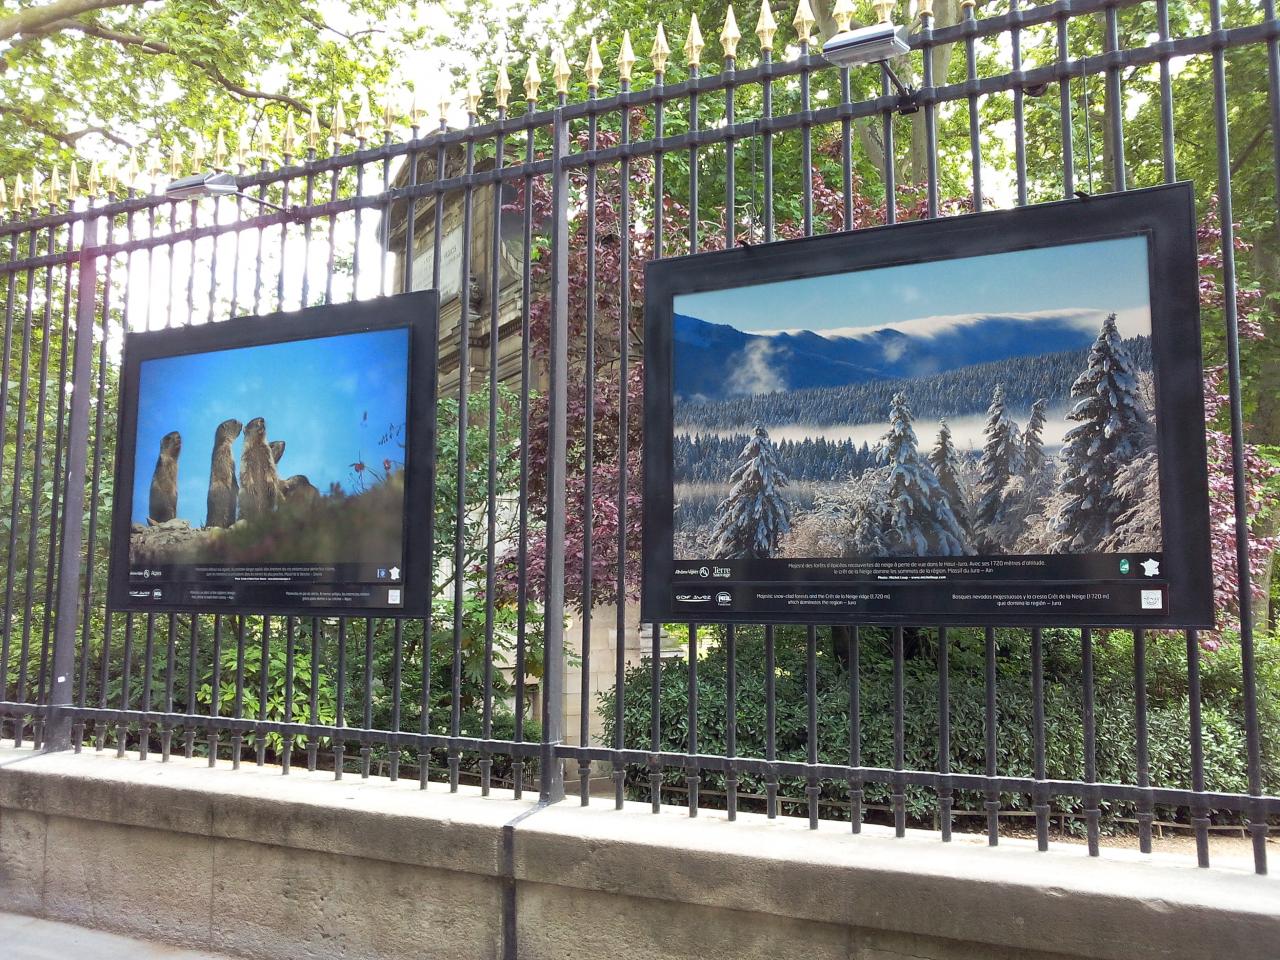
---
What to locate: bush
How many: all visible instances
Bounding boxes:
[599,626,1280,828]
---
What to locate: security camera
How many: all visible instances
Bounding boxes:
[822,22,910,68]
[165,171,238,201]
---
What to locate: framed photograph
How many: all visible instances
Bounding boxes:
[643,183,1212,627]
[108,291,438,617]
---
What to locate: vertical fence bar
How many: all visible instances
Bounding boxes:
[920,9,939,219]
[687,624,699,816]
[283,617,297,774]
[614,75,634,813]
[806,624,819,830]
[1056,8,1075,198]
[1082,628,1100,857]
[892,626,905,837]
[984,626,998,845]
[848,625,862,833]
[725,623,738,820]
[938,626,952,842]
[1031,627,1049,850]
[580,90,599,806]
[44,218,100,752]
[962,1,982,210]
[540,94,570,805]
[880,66,896,225]
[184,615,198,759]
[1134,628,1153,853]
[450,121,477,793]
[765,624,778,818]
[1156,0,1176,182]
[515,98,536,801]
[485,101,508,801]
[1187,630,1210,867]
[209,616,223,765]
[1209,0,1268,874]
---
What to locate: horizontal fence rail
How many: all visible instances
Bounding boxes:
[0,0,1276,877]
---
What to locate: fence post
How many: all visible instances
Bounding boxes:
[539,97,569,803]
[43,217,100,752]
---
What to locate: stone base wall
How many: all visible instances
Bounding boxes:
[1,743,1276,960]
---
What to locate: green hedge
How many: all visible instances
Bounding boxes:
[599,626,1280,827]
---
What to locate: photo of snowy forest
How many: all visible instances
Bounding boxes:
[672,236,1163,561]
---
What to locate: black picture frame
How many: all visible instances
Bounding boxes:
[643,183,1213,628]
[107,291,438,618]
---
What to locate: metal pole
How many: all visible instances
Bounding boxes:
[539,97,569,804]
[43,216,100,752]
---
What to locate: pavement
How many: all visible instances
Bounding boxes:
[0,911,240,960]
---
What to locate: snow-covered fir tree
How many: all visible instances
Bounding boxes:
[928,419,971,535]
[976,383,1023,532]
[1022,399,1048,478]
[708,425,792,559]
[1052,313,1152,551]
[876,394,973,556]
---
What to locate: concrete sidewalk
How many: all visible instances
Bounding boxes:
[0,911,240,960]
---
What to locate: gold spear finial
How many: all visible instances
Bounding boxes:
[960,0,975,8]
[12,174,24,211]
[651,24,670,75]
[495,63,512,109]
[145,142,163,180]
[191,137,207,171]
[68,160,81,198]
[235,125,252,166]
[408,87,426,128]
[552,45,571,95]
[282,113,299,157]
[586,37,603,89]
[28,168,40,207]
[168,142,184,178]
[684,14,704,68]
[307,105,321,149]
[721,6,742,59]
[87,161,101,197]
[355,90,374,140]
[872,0,895,22]
[756,0,778,51]
[104,155,119,194]
[331,99,348,148]
[256,118,273,159]
[793,0,816,46]
[382,92,397,133]
[918,0,934,17]
[618,31,637,83]
[0,179,8,216]
[465,75,482,116]
[437,90,452,123]
[832,0,855,30]
[48,166,62,206]
[525,55,541,101]
[121,149,140,190]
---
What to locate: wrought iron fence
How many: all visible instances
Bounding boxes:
[0,0,1277,876]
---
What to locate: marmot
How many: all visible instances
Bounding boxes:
[281,474,320,509]
[269,440,285,464]
[205,418,242,528]
[238,417,282,521]
[148,431,181,524]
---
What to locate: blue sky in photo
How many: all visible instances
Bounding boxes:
[674,236,1152,337]
[131,327,409,525]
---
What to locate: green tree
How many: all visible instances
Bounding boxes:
[0,0,420,179]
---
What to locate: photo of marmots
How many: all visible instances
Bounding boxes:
[128,327,410,567]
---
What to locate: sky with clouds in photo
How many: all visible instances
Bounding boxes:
[673,235,1153,340]
[130,327,409,525]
